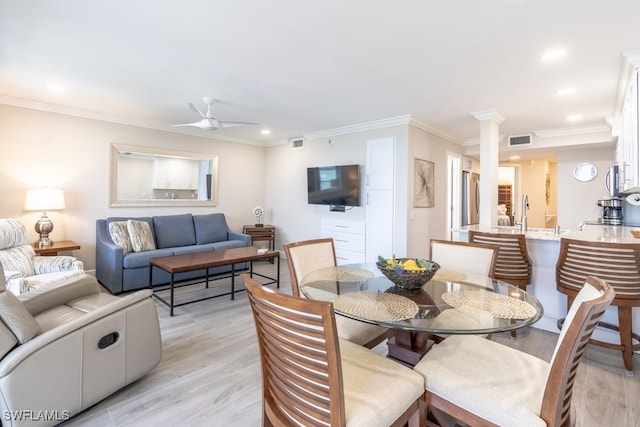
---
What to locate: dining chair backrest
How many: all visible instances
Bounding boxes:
[468,231,532,288]
[283,238,337,297]
[429,239,498,278]
[542,276,614,426]
[241,273,346,426]
[556,237,640,374]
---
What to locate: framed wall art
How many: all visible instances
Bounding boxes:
[414,158,434,208]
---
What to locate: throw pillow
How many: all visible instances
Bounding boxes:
[0,290,41,343]
[108,221,133,254]
[127,220,156,253]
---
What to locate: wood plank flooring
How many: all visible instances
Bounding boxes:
[62,262,640,427]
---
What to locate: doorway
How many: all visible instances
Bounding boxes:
[447,153,462,240]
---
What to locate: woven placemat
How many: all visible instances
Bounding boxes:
[441,290,537,319]
[432,269,467,283]
[334,291,419,322]
[301,266,374,285]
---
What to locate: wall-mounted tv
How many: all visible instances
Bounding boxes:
[307,164,361,207]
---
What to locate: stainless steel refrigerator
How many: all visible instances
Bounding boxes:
[462,171,480,225]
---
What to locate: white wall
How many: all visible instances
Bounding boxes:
[264,126,411,255]
[557,147,615,228]
[0,104,265,271]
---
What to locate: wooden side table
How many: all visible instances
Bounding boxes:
[243,225,276,263]
[32,240,81,256]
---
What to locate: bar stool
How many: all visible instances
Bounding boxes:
[556,237,640,376]
[468,231,532,338]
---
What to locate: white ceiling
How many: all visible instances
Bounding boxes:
[1,0,639,159]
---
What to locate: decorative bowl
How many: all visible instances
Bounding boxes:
[376,258,440,290]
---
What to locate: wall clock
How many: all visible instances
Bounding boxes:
[572,163,597,182]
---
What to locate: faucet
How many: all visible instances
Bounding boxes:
[520,193,529,232]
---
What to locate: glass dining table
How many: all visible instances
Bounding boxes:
[300,263,544,366]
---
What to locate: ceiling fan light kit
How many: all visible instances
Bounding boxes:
[172,97,260,131]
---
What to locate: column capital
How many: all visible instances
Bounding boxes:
[471,109,505,124]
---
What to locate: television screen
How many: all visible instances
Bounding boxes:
[307,164,361,206]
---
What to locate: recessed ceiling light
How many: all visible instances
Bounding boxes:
[566,114,582,122]
[46,84,65,93]
[542,49,566,62]
[260,129,271,135]
[557,87,576,96]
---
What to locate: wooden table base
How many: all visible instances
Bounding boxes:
[387,330,435,367]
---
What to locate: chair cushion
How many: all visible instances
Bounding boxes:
[413,335,549,427]
[108,221,133,254]
[0,245,36,277]
[334,316,389,347]
[0,219,29,249]
[193,213,228,244]
[0,289,41,343]
[339,339,424,427]
[153,214,196,248]
[127,220,156,252]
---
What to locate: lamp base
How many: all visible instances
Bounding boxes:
[34,214,54,248]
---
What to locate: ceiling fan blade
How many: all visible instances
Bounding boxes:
[171,118,220,131]
[188,101,205,118]
[218,120,261,128]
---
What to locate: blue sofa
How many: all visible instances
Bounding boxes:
[96,213,251,294]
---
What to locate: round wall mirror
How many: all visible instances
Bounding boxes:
[573,163,597,182]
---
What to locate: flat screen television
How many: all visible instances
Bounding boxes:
[307,164,361,207]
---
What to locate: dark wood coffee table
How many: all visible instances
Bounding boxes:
[150,246,280,316]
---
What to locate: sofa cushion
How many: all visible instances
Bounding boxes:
[193,213,228,244]
[123,248,174,269]
[127,220,156,252]
[0,289,41,343]
[108,221,133,254]
[153,214,196,248]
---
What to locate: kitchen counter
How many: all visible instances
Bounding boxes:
[453,224,640,349]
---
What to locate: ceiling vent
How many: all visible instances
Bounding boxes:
[290,137,304,149]
[508,134,532,147]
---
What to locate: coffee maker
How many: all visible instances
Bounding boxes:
[597,198,624,225]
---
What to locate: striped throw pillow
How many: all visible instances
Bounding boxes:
[127,220,156,253]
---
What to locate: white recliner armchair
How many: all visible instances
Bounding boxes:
[0,219,84,295]
[0,266,162,426]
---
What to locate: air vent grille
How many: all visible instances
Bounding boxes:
[290,137,304,149]
[508,134,532,147]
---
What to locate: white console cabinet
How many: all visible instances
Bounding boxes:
[321,219,366,265]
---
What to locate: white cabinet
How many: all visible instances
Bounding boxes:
[152,158,200,189]
[618,67,639,192]
[366,137,395,261]
[321,219,366,265]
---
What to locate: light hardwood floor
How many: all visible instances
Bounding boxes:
[62,262,640,427]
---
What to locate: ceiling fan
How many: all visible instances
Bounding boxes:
[171,97,260,131]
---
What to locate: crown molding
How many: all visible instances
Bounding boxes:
[534,124,611,138]
[408,117,462,144]
[303,114,413,140]
[0,94,264,146]
[470,109,505,124]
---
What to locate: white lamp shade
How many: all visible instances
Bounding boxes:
[24,188,66,211]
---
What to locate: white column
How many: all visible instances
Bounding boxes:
[471,109,504,226]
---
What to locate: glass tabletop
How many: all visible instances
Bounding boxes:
[299,263,544,335]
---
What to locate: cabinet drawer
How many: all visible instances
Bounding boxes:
[326,230,365,252]
[321,220,365,235]
[335,249,366,265]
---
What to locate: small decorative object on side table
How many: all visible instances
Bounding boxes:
[32,240,80,256]
[252,205,264,227]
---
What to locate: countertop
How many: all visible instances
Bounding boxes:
[455,224,640,244]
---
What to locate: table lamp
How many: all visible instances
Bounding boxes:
[24,188,66,248]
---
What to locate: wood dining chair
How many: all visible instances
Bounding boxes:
[556,237,640,376]
[413,276,614,427]
[429,239,498,279]
[241,273,425,427]
[468,231,532,338]
[283,238,392,349]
